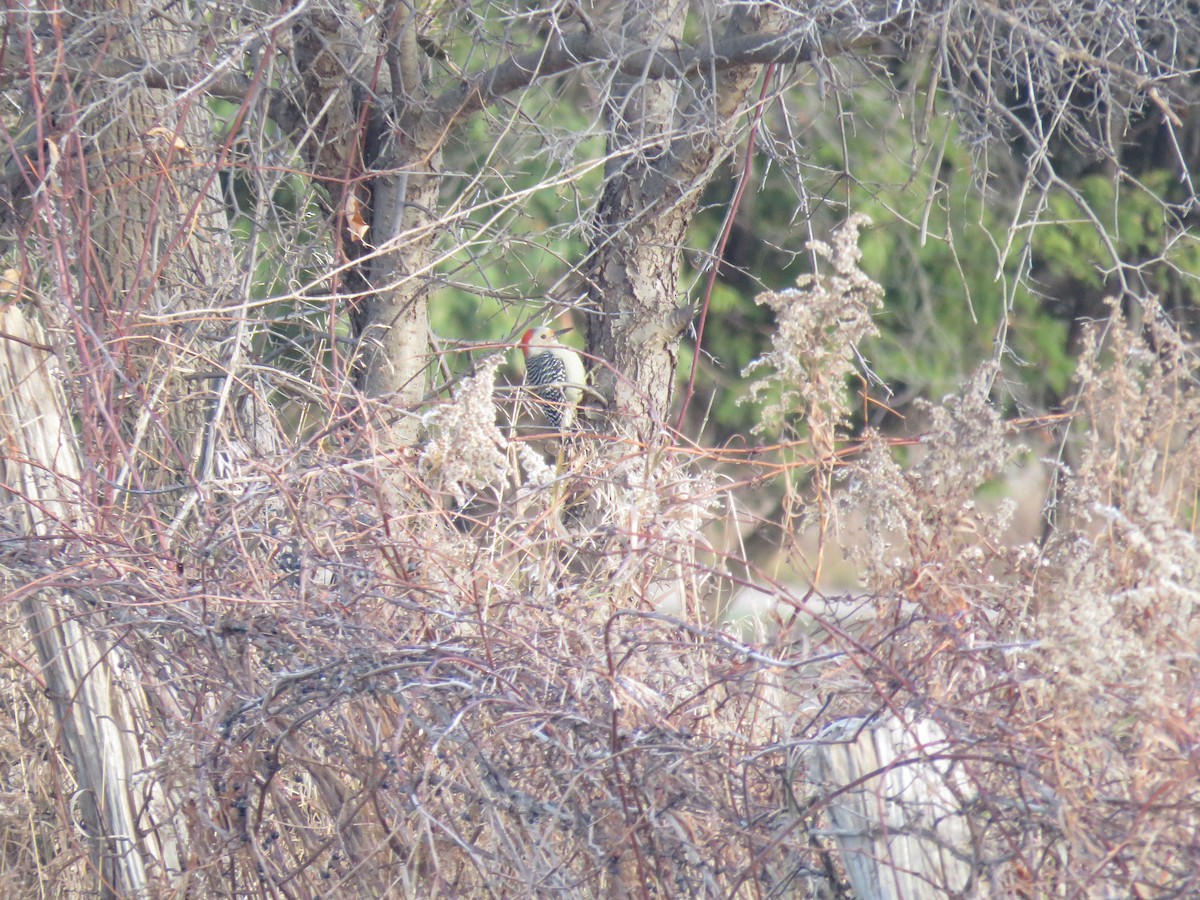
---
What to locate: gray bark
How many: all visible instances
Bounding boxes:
[293,0,441,452]
[0,306,177,896]
[810,716,978,898]
[588,0,780,431]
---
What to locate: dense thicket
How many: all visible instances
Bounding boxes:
[1,0,1197,894]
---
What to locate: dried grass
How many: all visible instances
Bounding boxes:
[1,223,1197,897]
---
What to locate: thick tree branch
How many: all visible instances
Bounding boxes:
[430,26,885,130]
[12,26,875,157]
[85,56,305,133]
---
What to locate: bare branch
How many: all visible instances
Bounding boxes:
[429,25,884,129]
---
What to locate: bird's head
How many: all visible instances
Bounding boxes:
[520,325,570,357]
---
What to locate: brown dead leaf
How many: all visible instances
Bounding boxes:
[144,126,192,155]
[345,191,369,242]
[0,269,20,297]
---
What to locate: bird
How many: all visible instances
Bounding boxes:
[520,325,587,431]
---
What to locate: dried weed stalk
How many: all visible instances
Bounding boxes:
[744,212,882,457]
[1,255,1196,895]
[817,296,1200,896]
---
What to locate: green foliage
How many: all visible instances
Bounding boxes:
[1035,170,1200,300]
[213,42,1193,440]
[216,12,1184,434]
[681,76,1191,443]
[430,97,605,377]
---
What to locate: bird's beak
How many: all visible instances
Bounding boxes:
[553,326,573,337]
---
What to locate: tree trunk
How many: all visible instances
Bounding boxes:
[64,0,275,534]
[810,715,978,898]
[295,1,440,454]
[588,0,777,431]
[10,0,265,888]
[0,306,178,896]
[356,136,442,452]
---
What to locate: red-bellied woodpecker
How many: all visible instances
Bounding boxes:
[520,326,586,431]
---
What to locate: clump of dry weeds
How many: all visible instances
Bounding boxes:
[0,225,1196,897]
[803,296,1200,896]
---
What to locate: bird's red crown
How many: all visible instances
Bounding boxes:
[520,326,554,357]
